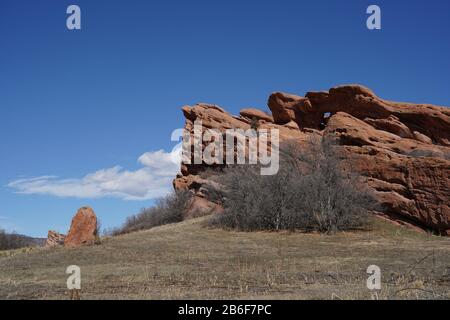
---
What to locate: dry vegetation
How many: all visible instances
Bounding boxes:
[0,229,42,251]
[107,190,192,236]
[0,216,448,300]
[207,138,377,233]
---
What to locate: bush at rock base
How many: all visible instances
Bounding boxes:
[206,138,378,233]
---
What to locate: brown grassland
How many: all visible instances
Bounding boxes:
[0,216,449,300]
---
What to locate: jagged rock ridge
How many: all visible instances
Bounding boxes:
[173,85,450,236]
[45,230,66,247]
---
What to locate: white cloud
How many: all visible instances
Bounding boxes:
[8,149,181,201]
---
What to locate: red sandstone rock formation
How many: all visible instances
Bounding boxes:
[64,207,98,247]
[45,230,66,247]
[173,84,450,235]
[239,108,274,123]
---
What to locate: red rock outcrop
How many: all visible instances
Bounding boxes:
[304,85,450,146]
[64,207,98,247]
[173,85,450,235]
[45,230,66,247]
[239,108,274,123]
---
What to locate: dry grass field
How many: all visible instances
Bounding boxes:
[0,216,449,300]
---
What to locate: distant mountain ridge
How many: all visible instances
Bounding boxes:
[0,229,45,251]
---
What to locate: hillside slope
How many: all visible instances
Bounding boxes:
[0,217,449,300]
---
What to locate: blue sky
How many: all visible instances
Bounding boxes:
[1,0,449,237]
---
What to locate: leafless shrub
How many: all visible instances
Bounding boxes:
[109,190,192,236]
[0,228,29,251]
[207,137,377,233]
[94,219,102,244]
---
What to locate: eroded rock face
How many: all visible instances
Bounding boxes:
[46,230,66,247]
[173,84,450,235]
[325,112,450,235]
[239,108,274,123]
[305,85,450,146]
[64,207,98,247]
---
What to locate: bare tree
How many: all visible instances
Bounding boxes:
[208,136,377,233]
[0,228,30,251]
